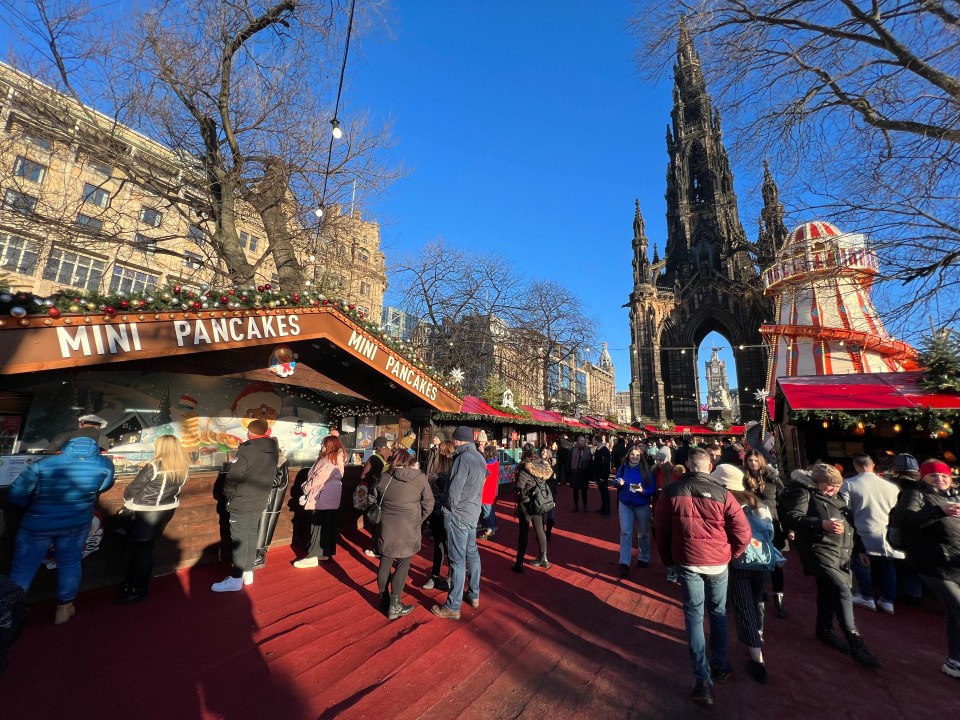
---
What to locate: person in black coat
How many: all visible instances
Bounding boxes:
[369,449,434,619]
[743,450,788,618]
[779,464,881,667]
[897,459,960,679]
[592,436,612,517]
[213,419,280,593]
[512,443,553,573]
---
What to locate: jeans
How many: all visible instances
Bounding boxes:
[678,566,729,682]
[428,513,447,578]
[851,555,897,603]
[443,512,480,612]
[10,523,89,604]
[618,503,651,566]
[920,574,960,661]
[480,503,498,533]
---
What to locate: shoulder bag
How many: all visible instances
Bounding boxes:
[366,474,394,525]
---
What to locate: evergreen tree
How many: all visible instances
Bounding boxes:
[153,386,172,426]
[920,329,960,393]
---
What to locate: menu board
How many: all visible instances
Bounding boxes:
[0,454,41,487]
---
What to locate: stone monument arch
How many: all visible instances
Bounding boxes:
[627,22,778,424]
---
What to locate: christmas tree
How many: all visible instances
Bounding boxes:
[920,328,960,393]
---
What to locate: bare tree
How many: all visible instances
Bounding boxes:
[511,279,597,412]
[632,3,960,330]
[1,0,398,289]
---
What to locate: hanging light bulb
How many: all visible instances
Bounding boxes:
[314,206,324,219]
[822,420,830,429]
[892,423,902,433]
[331,118,343,139]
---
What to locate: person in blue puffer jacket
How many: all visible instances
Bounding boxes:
[616,445,656,576]
[6,436,115,624]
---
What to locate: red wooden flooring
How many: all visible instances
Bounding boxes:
[1,495,957,719]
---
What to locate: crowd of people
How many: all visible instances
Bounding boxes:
[1,418,957,712]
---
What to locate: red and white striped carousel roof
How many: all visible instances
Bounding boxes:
[788,220,843,246]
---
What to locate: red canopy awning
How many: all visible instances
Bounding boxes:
[459,395,521,418]
[777,372,960,413]
[643,424,745,437]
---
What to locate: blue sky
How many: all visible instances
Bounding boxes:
[348,2,747,395]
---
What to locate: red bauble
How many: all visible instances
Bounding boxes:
[220,295,230,303]
[311,300,319,306]
[322,299,329,305]
[173,285,182,294]
[264,283,272,291]
[348,303,355,310]
[120,300,129,309]
[48,308,61,318]
[292,293,300,302]
[359,312,365,320]
[256,285,264,293]
[228,289,236,296]
[192,301,201,310]
[103,306,117,316]
[241,294,248,301]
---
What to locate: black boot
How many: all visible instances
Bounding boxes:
[848,634,882,668]
[815,628,849,653]
[387,594,414,620]
[774,592,787,619]
[379,591,390,610]
[511,561,524,573]
[529,554,550,569]
[116,586,148,605]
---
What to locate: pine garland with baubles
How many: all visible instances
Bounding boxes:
[920,328,960,394]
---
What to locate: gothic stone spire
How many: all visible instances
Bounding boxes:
[757,160,788,271]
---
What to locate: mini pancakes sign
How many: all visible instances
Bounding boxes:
[0,307,461,412]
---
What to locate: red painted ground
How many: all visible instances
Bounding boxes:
[1,493,957,719]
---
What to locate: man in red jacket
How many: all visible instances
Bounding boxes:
[655,447,751,708]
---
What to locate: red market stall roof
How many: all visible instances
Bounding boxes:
[581,415,636,433]
[437,397,598,431]
[459,395,521,418]
[776,371,960,417]
[643,424,746,437]
[521,406,592,431]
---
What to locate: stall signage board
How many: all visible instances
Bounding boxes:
[0,454,40,487]
[0,308,462,413]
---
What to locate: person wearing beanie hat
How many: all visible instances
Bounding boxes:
[432,425,486,620]
[779,463,882,668]
[895,457,960,679]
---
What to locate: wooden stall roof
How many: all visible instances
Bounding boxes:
[0,306,461,413]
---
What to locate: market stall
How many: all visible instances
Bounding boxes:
[774,371,960,472]
[0,299,460,599]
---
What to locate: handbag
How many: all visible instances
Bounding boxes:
[732,506,781,571]
[365,475,394,525]
[525,480,556,516]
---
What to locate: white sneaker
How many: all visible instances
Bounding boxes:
[364,549,379,558]
[851,593,876,610]
[877,599,894,614]
[943,658,960,679]
[242,570,254,586]
[211,576,244,592]
[293,557,319,568]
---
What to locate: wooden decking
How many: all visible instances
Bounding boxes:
[1,495,956,719]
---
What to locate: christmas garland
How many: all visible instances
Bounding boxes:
[432,410,566,429]
[791,408,956,437]
[0,284,457,394]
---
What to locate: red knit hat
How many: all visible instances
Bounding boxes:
[919,459,951,478]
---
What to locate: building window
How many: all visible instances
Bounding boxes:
[42,248,105,291]
[183,251,202,269]
[0,233,39,275]
[359,281,371,297]
[23,134,52,151]
[188,224,205,245]
[12,156,47,183]
[358,305,370,315]
[76,213,104,232]
[2,189,38,215]
[358,248,370,264]
[135,233,157,254]
[109,265,158,294]
[239,231,260,253]
[81,183,110,208]
[139,206,162,227]
[87,160,112,177]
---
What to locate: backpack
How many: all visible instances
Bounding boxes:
[732,506,782,572]
[525,480,556,516]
